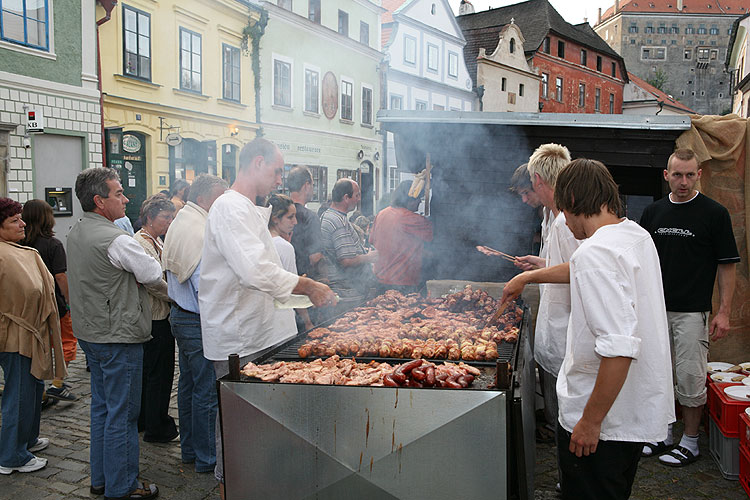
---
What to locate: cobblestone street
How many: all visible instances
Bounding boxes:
[0,348,747,499]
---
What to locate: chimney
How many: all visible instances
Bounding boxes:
[677,0,683,11]
[615,0,620,13]
[459,0,475,15]
[598,8,602,24]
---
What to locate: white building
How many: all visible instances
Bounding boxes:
[381,0,475,196]
[475,21,540,112]
[727,13,750,117]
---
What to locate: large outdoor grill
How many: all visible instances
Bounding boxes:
[218,281,536,500]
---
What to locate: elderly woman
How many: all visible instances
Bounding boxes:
[169,179,190,212]
[0,197,66,474]
[134,194,178,442]
[21,199,78,403]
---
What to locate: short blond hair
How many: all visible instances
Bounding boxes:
[527,143,571,188]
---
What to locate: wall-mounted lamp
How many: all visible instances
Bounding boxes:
[357,149,364,160]
[374,151,380,161]
[538,101,544,112]
[230,127,239,137]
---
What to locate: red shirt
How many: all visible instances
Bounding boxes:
[370,206,433,286]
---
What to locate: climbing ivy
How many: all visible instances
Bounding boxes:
[242,10,268,137]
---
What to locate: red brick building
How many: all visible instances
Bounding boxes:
[457,0,628,114]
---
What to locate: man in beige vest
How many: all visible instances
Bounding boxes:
[67,167,162,500]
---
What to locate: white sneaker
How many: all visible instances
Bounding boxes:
[28,438,49,453]
[0,456,48,474]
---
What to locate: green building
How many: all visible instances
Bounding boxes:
[0,0,103,245]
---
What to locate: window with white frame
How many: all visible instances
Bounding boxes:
[338,10,348,36]
[1,0,49,50]
[578,83,585,107]
[361,85,372,125]
[308,0,320,23]
[541,73,548,99]
[340,78,353,121]
[555,76,563,102]
[415,100,427,110]
[404,35,416,65]
[180,28,202,92]
[427,43,438,72]
[273,57,292,107]
[390,94,402,110]
[304,67,319,113]
[595,88,601,111]
[388,166,399,192]
[448,52,458,78]
[222,44,240,101]
[123,5,150,79]
[278,0,292,9]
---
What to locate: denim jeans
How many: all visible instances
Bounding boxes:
[79,340,142,498]
[171,305,217,473]
[0,353,43,467]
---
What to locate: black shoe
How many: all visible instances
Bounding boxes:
[46,385,78,402]
[143,429,178,443]
[104,481,158,500]
[91,485,105,495]
[41,396,58,410]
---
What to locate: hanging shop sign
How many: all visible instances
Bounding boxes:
[166,133,183,147]
[322,71,339,120]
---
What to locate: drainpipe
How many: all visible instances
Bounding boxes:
[96,1,116,168]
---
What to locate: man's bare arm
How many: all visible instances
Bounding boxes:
[500,262,570,307]
[709,263,736,340]
[569,356,632,457]
[339,250,378,268]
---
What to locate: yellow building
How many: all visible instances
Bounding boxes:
[96,0,262,220]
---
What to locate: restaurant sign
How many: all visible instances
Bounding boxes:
[122,134,142,153]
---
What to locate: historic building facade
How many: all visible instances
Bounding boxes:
[458,0,628,115]
[595,0,747,115]
[97,0,262,222]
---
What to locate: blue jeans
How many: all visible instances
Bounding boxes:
[79,340,142,498]
[171,306,217,473]
[0,353,43,467]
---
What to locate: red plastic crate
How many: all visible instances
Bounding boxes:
[741,445,750,497]
[708,382,749,438]
[742,412,750,453]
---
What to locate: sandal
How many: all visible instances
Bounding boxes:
[658,445,700,467]
[641,440,671,457]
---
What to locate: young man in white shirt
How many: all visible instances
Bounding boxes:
[502,158,675,499]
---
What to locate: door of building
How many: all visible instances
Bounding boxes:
[32,134,86,248]
[117,131,147,223]
[359,161,374,216]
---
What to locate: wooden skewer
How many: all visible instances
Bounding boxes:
[484,300,511,329]
[477,245,517,262]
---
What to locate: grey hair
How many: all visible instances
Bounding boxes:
[75,167,120,212]
[188,174,228,203]
[239,137,279,172]
[139,194,175,223]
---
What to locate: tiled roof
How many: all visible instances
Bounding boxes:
[382,26,393,49]
[599,0,748,23]
[457,0,623,88]
[382,0,409,23]
[627,72,695,112]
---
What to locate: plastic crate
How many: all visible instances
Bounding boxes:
[709,415,740,480]
[742,412,750,453]
[708,382,749,438]
[741,445,750,497]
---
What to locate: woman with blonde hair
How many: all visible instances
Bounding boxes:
[21,199,78,403]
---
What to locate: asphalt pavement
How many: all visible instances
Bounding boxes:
[0,347,746,500]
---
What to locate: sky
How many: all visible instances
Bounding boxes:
[448,0,616,26]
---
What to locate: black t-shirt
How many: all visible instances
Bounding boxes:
[290,202,323,278]
[29,235,68,317]
[640,193,740,312]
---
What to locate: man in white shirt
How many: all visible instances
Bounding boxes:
[502,159,675,499]
[199,138,336,494]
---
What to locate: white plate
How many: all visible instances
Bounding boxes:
[711,372,746,383]
[740,362,750,372]
[743,377,750,387]
[746,407,750,417]
[724,386,750,402]
[708,362,734,373]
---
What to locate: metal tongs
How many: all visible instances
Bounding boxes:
[483,300,511,330]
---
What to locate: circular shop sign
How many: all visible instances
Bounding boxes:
[322,71,339,120]
[165,133,182,147]
[122,134,142,153]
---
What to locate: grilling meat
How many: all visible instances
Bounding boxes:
[242,356,481,389]
[298,287,522,362]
